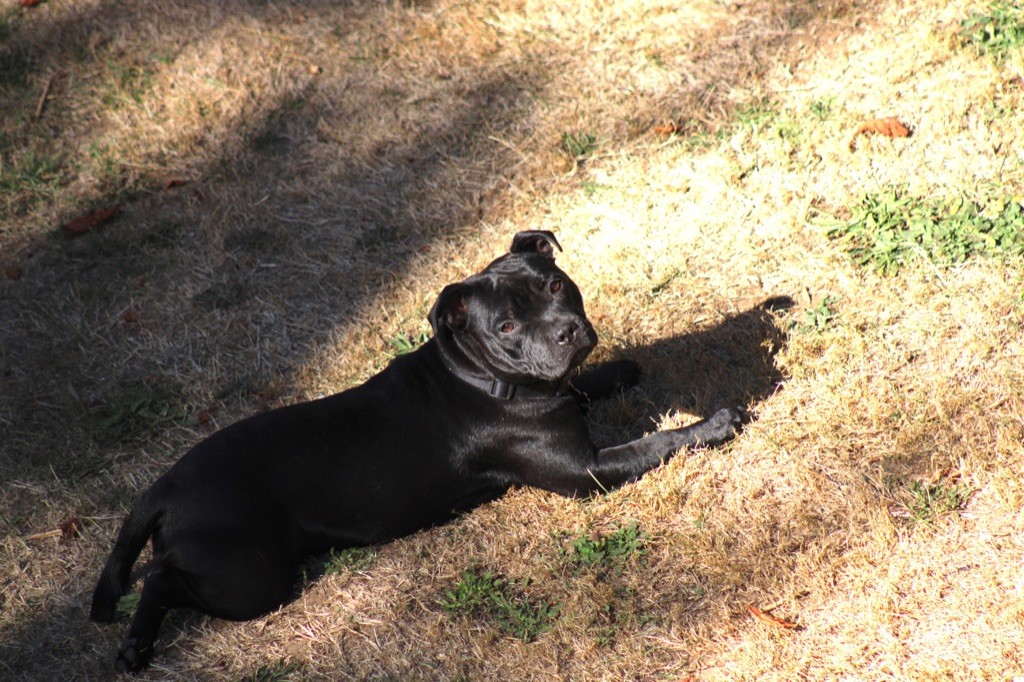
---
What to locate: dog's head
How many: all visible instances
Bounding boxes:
[430,231,597,386]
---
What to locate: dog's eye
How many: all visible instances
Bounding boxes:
[499,321,516,334]
[549,279,562,294]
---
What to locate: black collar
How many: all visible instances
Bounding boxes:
[442,359,568,401]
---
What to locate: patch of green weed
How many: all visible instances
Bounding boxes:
[0,7,20,45]
[86,141,121,185]
[561,131,598,162]
[960,2,1024,61]
[243,659,304,682]
[324,546,377,574]
[733,98,804,147]
[0,45,33,90]
[92,380,185,445]
[115,593,141,619]
[736,98,778,129]
[102,61,156,109]
[825,191,1024,274]
[906,478,972,524]
[802,297,839,333]
[388,331,430,357]
[0,149,64,216]
[649,269,681,297]
[567,523,647,570]
[809,98,835,121]
[440,568,559,642]
[683,123,728,151]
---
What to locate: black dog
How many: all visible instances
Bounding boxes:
[90,231,741,672]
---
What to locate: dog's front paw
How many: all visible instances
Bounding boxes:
[604,359,641,391]
[570,359,642,403]
[706,406,744,442]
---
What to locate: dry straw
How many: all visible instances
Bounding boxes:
[1,0,1022,679]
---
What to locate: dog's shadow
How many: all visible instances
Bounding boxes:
[586,296,795,446]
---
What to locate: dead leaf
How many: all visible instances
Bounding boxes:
[163,178,188,191]
[20,0,43,7]
[4,264,22,280]
[747,603,799,629]
[197,410,213,425]
[63,206,119,236]
[653,121,680,136]
[121,308,139,323]
[849,117,912,151]
[60,516,84,542]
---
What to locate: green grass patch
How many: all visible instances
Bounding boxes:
[809,97,835,121]
[101,61,157,109]
[86,141,122,187]
[115,593,141,619]
[388,331,430,357]
[323,546,377,574]
[649,269,681,297]
[581,180,611,197]
[735,98,778,129]
[683,123,729,151]
[905,478,972,524]
[802,296,839,333]
[0,148,65,217]
[91,380,186,445]
[0,7,20,45]
[960,2,1024,61]
[0,48,33,90]
[567,523,647,571]
[561,131,598,162]
[732,97,804,147]
[440,568,559,642]
[242,659,304,682]
[825,191,1024,274]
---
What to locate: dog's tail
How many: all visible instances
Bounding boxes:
[89,486,164,623]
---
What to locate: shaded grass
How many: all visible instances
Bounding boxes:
[0,146,65,217]
[90,379,187,446]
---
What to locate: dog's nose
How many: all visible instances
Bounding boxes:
[556,322,579,345]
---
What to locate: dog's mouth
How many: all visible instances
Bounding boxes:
[562,320,597,372]
[569,343,594,371]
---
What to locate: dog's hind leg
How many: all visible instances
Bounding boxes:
[91,494,163,623]
[115,567,185,673]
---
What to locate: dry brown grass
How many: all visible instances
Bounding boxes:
[2,0,1024,679]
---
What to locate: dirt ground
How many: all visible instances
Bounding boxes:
[2,0,1023,679]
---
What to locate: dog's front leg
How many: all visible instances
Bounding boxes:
[512,407,742,497]
[586,407,742,492]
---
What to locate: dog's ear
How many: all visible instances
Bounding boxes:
[429,283,471,334]
[510,230,562,258]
